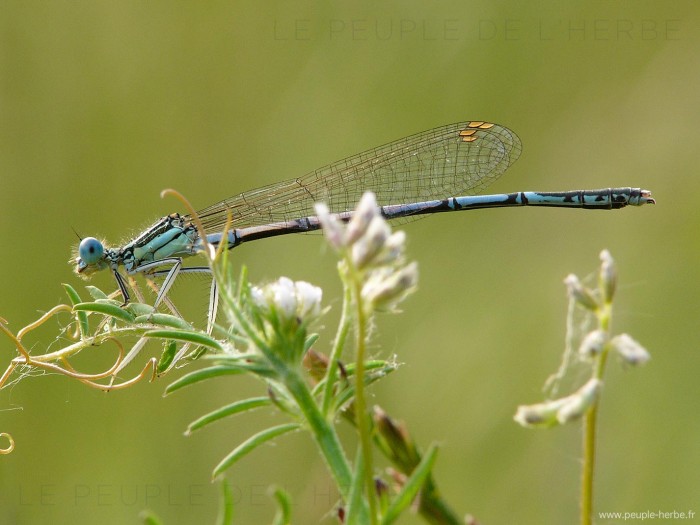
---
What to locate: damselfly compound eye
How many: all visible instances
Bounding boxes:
[78,237,105,265]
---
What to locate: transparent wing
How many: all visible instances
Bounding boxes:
[194,121,522,232]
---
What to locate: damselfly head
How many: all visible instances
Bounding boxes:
[73,237,108,277]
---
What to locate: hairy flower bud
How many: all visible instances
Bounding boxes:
[514,398,567,428]
[579,329,607,359]
[599,249,617,304]
[351,216,391,269]
[314,202,345,250]
[556,379,602,423]
[345,192,380,245]
[362,262,418,311]
[611,334,650,366]
[515,379,603,427]
[564,274,599,311]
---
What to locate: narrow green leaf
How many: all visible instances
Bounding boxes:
[215,478,234,525]
[157,341,178,374]
[342,360,394,376]
[61,283,83,303]
[206,353,259,362]
[134,313,193,330]
[73,302,135,323]
[333,369,396,413]
[223,362,275,376]
[313,359,395,397]
[203,354,276,377]
[304,333,320,352]
[271,486,292,525]
[86,285,110,301]
[186,346,207,361]
[62,283,89,337]
[212,423,299,478]
[186,397,271,434]
[236,265,248,301]
[381,444,439,525]
[144,329,223,351]
[95,297,122,306]
[165,366,245,395]
[266,384,298,416]
[125,302,156,317]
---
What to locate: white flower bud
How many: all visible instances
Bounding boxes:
[271,277,297,321]
[564,274,599,311]
[372,230,406,266]
[351,216,391,269]
[515,379,603,428]
[514,398,567,428]
[294,280,323,319]
[345,192,379,245]
[599,249,617,304]
[579,329,607,359]
[611,334,650,366]
[556,379,602,423]
[362,262,418,311]
[314,202,345,250]
[250,286,266,310]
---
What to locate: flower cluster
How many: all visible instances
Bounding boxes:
[515,249,650,429]
[565,250,650,367]
[251,277,323,327]
[315,192,418,312]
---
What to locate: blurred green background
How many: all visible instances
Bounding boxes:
[1,2,698,524]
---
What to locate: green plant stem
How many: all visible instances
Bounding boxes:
[322,278,352,416]
[351,276,378,525]
[581,303,612,525]
[581,404,597,525]
[283,369,359,508]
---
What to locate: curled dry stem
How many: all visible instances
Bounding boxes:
[0,304,156,391]
[16,304,74,341]
[1,304,75,385]
[2,307,73,363]
[0,432,15,454]
[81,358,158,391]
